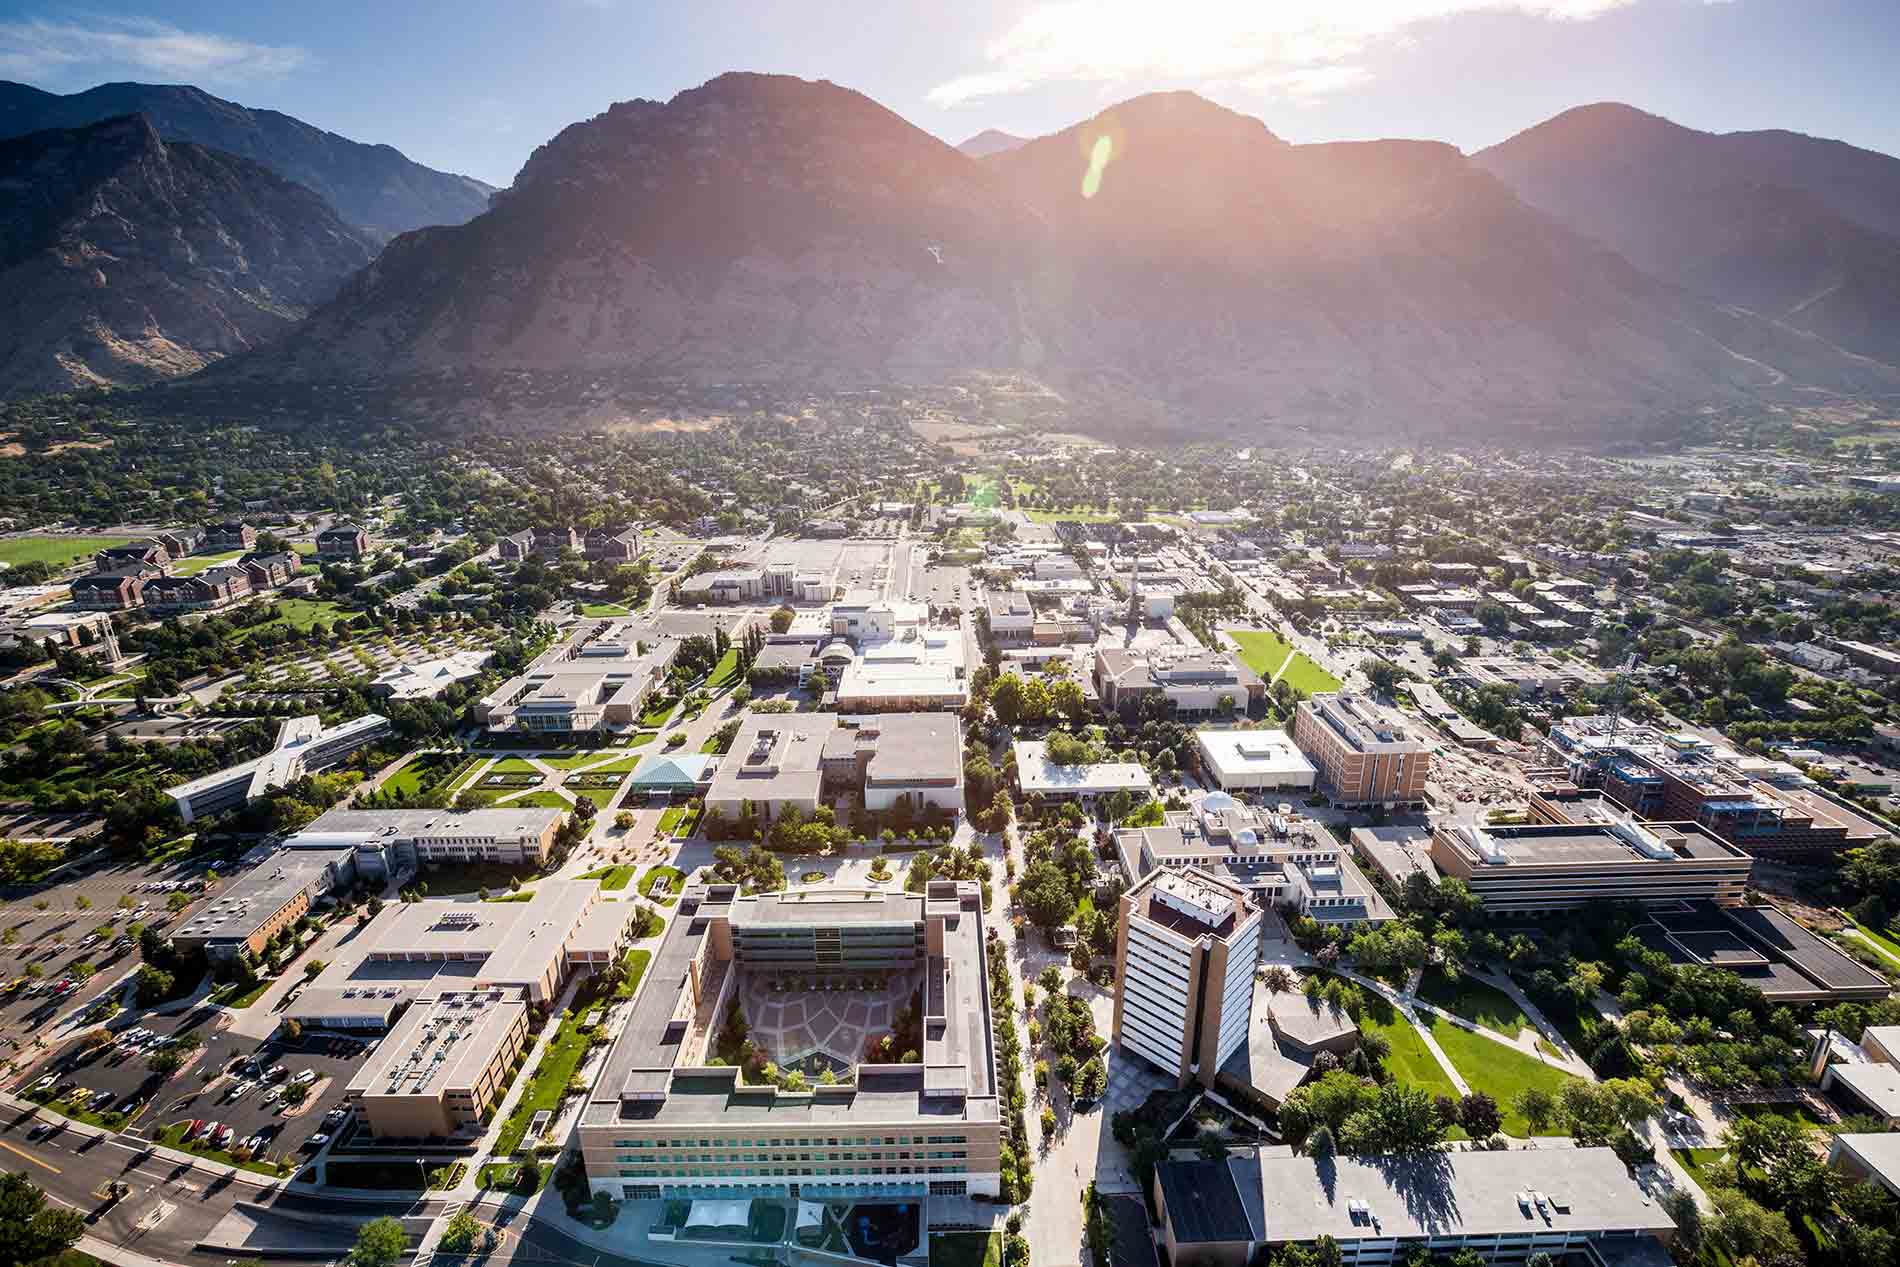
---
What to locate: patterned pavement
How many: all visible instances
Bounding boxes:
[739,967,925,1066]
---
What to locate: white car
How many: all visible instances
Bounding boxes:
[262,1086,283,1104]
[291,1069,317,1087]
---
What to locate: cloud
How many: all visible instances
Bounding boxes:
[0,15,308,84]
[928,0,1637,107]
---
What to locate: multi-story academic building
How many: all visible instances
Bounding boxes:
[1291,692,1431,809]
[1112,867,1264,1089]
[578,881,1002,1202]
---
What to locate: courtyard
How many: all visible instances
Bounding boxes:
[736,966,924,1071]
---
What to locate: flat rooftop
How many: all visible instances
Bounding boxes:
[1013,740,1153,796]
[347,987,526,1099]
[306,805,563,840]
[172,847,351,943]
[1196,728,1318,778]
[1441,821,1746,867]
[587,880,997,1128]
[1130,867,1249,939]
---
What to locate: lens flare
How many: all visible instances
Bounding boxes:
[1081,133,1113,198]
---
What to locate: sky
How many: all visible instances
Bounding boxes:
[2,0,1898,188]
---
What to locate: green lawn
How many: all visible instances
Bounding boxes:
[238,598,355,636]
[1844,915,1900,964]
[572,786,619,811]
[619,947,652,997]
[1414,969,1533,1036]
[495,1015,592,1156]
[580,602,632,617]
[382,751,471,798]
[1671,1147,1730,1188]
[417,859,540,895]
[1227,628,1296,676]
[1023,509,1121,524]
[580,865,637,890]
[215,978,273,1008]
[170,548,246,576]
[586,754,647,774]
[1424,1016,1582,1135]
[1223,629,1342,694]
[708,647,742,688]
[538,751,616,770]
[486,890,536,903]
[640,865,684,904]
[641,699,677,727]
[930,1233,1001,1267]
[488,757,543,776]
[658,805,686,834]
[1360,1010,1462,1102]
[0,534,134,568]
[501,790,572,810]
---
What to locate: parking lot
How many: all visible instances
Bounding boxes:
[918,564,976,609]
[130,1027,369,1167]
[13,1005,228,1128]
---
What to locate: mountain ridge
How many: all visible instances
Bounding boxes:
[0,113,379,397]
[237,74,1900,438]
[0,79,495,237]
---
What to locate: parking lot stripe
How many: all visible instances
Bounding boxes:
[0,1137,60,1172]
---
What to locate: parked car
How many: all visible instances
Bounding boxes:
[261,1087,283,1104]
[291,1069,317,1087]
[27,1121,54,1141]
[305,1133,330,1148]
[267,1065,288,1082]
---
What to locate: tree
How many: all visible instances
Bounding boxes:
[350,1217,408,1267]
[1019,860,1077,930]
[439,1211,482,1254]
[0,1171,85,1267]
[1262,965,1295,994]
[1703,1187,1800,1267]
[135,965,176,1006]
[1072,1056,1107,1102]
[1513,1087,1559,1135]
[147,1048,184,1077]
[1458,1092,1502,1140]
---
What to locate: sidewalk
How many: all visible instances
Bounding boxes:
[1333,968,1470,1095]
[442,976,586,1201]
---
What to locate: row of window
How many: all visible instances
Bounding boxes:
[614,1135,967,1147]
[618,1151,967,1164]
[616,1164,970,1178]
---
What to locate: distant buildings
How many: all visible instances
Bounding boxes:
[584,524,641,563]
[1544,716,1889,862]
[1115,794,1392,927]
[1291,692,1431,809]
[315,523,368,561]
[142,567,253,615]
[1094,647,1263,717]
[500,526,580,562]
[704,712,964,821]
[202,521,257,551]
[1012,740,1154,803]
[478,619,679,734]
[370,650,495,699]
[167,713,390,825]
[1114,867,1263,1089]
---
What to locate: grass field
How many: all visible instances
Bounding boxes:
[238,598,355,636]
[641,699,677,727]
[640,865,684,904]
[929,1233,1001,1267]
[580,602,632,617]
[580,864,637,890]
[1424,1017,1581,1134]
[658,805,686,834]
[488,757,542,776]
[1671,1147,1730,1188]
[501,790,572,810]
[570,786,619,810]
[0,534,134,568]
[214,978,273,1008]
[170,548,245,576]
[1224,628,1343,695]
[537,751,616,770]
[1023,509,1121,523]
[381,751,471,799]
[494,1014,591,1156]
[1415,969,1533,1036]
[619,947,652,996]
[1844,915,1900,963]
[708,647,742,688]
[1359,1009,1461,1102]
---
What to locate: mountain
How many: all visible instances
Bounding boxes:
[0,80,495,237]
[0,114,379,397]
[1476,103,1900,365]
[246,75,1900,439]
[957,128,1027,158]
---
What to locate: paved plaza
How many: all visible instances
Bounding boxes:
[738,967,924,1070]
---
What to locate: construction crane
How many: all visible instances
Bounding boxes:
[1604,652,1639,740]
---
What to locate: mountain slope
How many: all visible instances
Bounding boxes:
[1476,103,1900,364]
[0,114,378,397]
[0,80,494,237]
[957,128,1027,158]
[251,76,1899,438]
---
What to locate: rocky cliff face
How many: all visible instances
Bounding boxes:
[0,114,378,396]
[241,75,1900,438]
[0,80,495,238]
[1477,103,1900,366]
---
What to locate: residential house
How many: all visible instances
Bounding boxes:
[203,521,257,551]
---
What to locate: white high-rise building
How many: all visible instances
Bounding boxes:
[1112,866,1263,1088]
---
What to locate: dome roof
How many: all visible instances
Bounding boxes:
[1200,791,1240,813]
